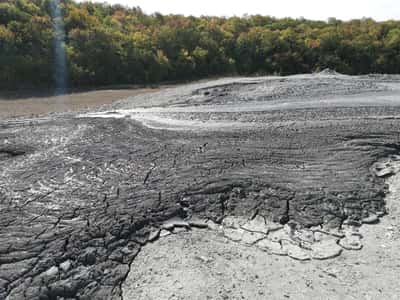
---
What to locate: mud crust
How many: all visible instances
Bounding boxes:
[1,74,400,299]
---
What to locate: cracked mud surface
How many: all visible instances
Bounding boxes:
[124,207,400,300]
[123,161,400,300]
[1,73,400,299]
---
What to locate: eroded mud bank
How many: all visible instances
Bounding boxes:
[123,159,400,300]
[1,73,400,299]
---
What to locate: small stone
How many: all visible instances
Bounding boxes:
[162,223,174,230]
[376,211,386,217]
[162,217,189,230]
[362,214,379,224]
[195,256,213,263]
[342,219,362,227]
[59,260,72,272]
[375,167,394,177]
[159,229,172,237]
[148,229,160,242]
[45,266,59,277]
[172,219,190,228]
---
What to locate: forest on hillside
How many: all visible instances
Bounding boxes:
[1,0,400,89]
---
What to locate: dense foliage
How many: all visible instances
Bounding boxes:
[1,0,400,89]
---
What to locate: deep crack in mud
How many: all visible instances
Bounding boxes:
[1,73,400,299]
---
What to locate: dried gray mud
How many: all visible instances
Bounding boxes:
[123,160,400,300]
[1,73,400,299]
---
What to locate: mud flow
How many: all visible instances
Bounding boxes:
[1,73,400,299]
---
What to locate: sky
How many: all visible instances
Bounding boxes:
[76,0,399,21]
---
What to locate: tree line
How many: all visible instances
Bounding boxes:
[1,0,400,89]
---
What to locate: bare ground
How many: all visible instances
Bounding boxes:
[123,166,400,300]
[1,73,400,299]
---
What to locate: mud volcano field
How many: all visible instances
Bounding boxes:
[1,72,400,299]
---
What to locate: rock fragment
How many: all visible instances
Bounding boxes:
[362,214,379,224]
[148,229,160,242]
[60,260,72,272]
[162,218,190,230]
[45,266,59,277]
[159,229,172,238]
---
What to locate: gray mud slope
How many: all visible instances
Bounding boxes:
[1,74,400,299]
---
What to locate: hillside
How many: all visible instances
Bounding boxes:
[1,0,400,89]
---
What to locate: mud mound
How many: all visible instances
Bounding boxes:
[115,75,387,108]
